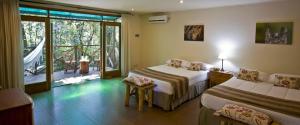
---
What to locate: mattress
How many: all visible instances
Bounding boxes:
[128,65,208,95]
[201,77,300,125]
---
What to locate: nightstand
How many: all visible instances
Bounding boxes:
[209,71,233,88]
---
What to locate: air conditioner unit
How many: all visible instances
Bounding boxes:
[148,15,168,23]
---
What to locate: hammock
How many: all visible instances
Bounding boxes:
[24,38,45,70]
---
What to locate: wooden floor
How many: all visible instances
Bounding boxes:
[31,78,201,125]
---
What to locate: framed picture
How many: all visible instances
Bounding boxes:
[184,25,204,41]
[255,22,293,44]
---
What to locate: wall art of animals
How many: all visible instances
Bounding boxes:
[255,22,293,44]
[184,25,204,41]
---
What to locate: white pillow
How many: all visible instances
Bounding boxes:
[268,73,300,84]
[181,60,191,69]
[258,71,271,82]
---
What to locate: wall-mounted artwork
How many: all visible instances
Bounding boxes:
[255,22,293,45]
[184,25,204,41]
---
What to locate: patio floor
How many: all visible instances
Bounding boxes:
[24,67,100,86]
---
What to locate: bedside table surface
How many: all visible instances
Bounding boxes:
[209,71,233,87]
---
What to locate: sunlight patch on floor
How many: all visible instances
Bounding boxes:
[60,79,116,100]
[54,74,100,85]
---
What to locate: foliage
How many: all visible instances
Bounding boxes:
[22,19,120,72]
[22,21,45,57]
[51,19,101,71]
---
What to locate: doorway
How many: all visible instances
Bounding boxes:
[51,19,102,86]
[20,7,122,93]
[21,16,51,93]
[102,22,121,78]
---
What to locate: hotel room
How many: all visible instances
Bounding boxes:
[0,0,299,125]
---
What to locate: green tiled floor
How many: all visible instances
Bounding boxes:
[31,78,200,125]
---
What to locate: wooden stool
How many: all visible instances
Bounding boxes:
[124,81,156,112]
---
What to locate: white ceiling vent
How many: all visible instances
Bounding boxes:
[148,15,168,24]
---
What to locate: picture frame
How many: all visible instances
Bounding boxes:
[184,25,204,41]
[255,22,293,45]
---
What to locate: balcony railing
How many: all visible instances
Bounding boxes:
[53,45,101,72]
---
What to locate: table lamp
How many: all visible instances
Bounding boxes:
[218,53,227,72]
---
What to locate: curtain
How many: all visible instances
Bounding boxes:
[0,0,24,90]
[121,14,130,76]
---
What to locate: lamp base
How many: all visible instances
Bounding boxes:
[221,59,224,72]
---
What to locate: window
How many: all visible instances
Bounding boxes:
[20,6,122,89]
[19,7,121,22]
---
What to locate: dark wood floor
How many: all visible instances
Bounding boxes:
[31,78,201,125]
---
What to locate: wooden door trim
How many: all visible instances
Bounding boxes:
[101,22,121,78]
[22,15,51,94]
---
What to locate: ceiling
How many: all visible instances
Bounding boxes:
[45,0,285,13]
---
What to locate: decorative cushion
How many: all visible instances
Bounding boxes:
[215,104,273,125]
[124,76,153,86]
[274,75,300,89]
[190,61,212,70]
[187,62,202,71]
[237,68,259,82]
[268,73,300,84]
[167,59,182,68]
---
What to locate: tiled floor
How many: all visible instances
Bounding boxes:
[31,78,201,125]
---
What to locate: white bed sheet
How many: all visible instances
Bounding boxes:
[201,77,300,125]
[128,65,208,95]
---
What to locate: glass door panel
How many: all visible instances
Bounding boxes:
[22,16,51,93]
[102,22,121,78]
[105,25,120,71]
[51,19,101,86]
[22,21,46,84]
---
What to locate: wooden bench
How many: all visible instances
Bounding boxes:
[124,81,156,112]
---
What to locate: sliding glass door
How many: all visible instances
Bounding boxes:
[21,16,51,93]
[51,19,101,86]
[102,22,121,78]
[20,6,122,92]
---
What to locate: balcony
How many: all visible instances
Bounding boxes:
[24,45,101,86]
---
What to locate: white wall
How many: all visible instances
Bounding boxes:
[139,0,300,74]
[128,14,142,70]
[121,14,142,75]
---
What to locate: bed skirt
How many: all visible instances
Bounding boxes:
[153,80,208,111]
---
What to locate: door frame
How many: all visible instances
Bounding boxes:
[22,15,51,94]
[101,22,121,78]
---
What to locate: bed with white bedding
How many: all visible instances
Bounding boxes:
[128,65,209,110]
[200,77,300,125]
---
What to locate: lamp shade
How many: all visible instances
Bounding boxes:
[218,53,227,60]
